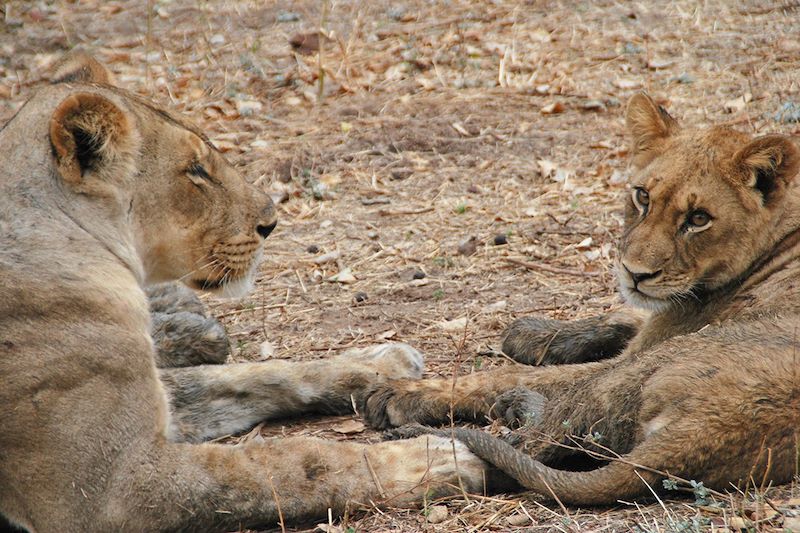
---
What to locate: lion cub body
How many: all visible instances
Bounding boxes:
[362,95,800,504]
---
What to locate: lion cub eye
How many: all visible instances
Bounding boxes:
[632,187,650,214]
[686,209,713,233]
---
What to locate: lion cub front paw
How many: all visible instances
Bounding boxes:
[492,387,547,428]
[341,343,425,380]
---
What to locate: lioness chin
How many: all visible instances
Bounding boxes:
[0,53,497,532]
[361,93,800,504]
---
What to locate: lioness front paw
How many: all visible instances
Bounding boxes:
[151,311,229,368]
[147,282,207,315]
[491,387,547,428]
[369,435,489,504]
[341,343,424,380]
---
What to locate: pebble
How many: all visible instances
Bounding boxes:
[425,505,448,524]
[493,234,508,245]
[412,269,426,280]
[366,230,379,240]
[457,236,479,256]
[306,244,320,254]
[353,292,368,303]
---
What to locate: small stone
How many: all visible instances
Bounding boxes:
[493,234,508,246]
[306,244,320,254]
[390,168,413,180]
[276,11,301,22]
[467,184,481,194]
[457,236,478,256]
[366,230,379,240]
[412,270,426,280]
[426,505,448,524]
[353,291,368,303]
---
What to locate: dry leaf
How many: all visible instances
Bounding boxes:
[377,329,397,340]
[440,317,468,331]
[540,102,565,115]
[647,58,675,69]
[506,513,532,526]
[537,159,557,178]
[613,78,642,90]
[258,341,275,359]
[331,419,365,434]
[312,250,341,264]
[327,267,356,283]
[724,93,752,113]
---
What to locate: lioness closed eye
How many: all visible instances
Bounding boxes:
[361,93,800,504]
[0,53,499,532]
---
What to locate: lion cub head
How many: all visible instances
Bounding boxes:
[618,93,800,311]
[47,53,276,297]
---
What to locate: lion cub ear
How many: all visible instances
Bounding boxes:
[625,93,678,168]
[49,93,138,185]
[50,51,115,85]
[733,135,800,205]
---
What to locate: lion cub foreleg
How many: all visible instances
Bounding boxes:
[501,308,646,365]
[161,343,424,442]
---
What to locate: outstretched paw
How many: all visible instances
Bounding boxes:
[492,387,547,428]
[341,343,424,380]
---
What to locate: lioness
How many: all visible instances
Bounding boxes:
[363,93,800,504]
[0,54,495,532]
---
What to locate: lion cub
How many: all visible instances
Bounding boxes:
[362,93,800,504]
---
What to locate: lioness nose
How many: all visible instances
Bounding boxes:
[256,220,277,239]
[624,264,662,285]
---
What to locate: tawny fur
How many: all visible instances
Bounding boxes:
[362,93,800,505]
[0,53,495,532]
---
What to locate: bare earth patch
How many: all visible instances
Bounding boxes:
[2,0,799,531]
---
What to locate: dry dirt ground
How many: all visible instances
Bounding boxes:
[2,0,800,531]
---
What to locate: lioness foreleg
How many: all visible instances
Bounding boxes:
[161,343,424,442]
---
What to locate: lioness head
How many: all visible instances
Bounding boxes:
[618,93,800,311]
[47,53,276,297]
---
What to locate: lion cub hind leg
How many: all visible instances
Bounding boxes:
[161,343,426,442]
[501,308,646,365]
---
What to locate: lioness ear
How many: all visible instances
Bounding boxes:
[50,51,115,85]
[733,135,800,205]
[49,93,136,185]
[626,93,678,168]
